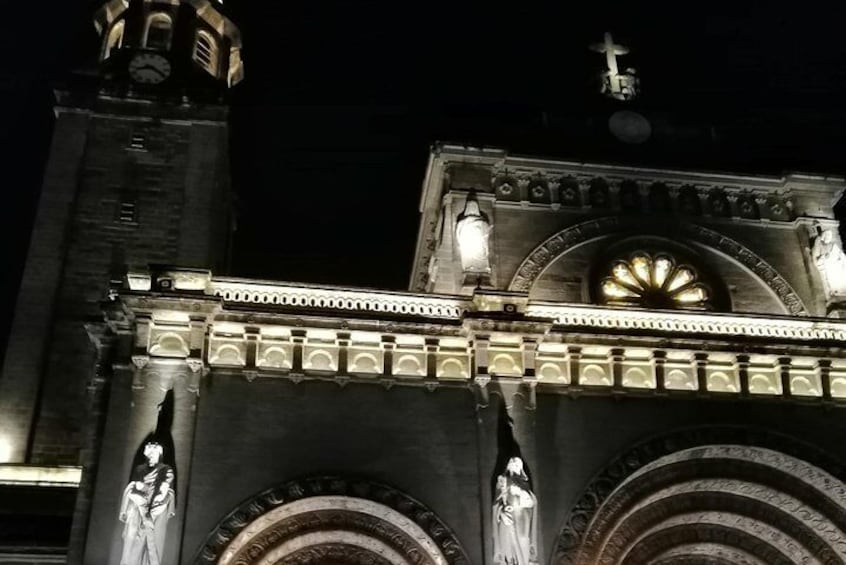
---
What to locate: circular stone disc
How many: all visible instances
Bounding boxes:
[609,110,652,144]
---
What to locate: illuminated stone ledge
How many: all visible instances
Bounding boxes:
[208,278,470,319]
[0,553,65,564]
[135,318,846,403]
[122,270,846,404]
[124,269,846,342]
[0,465,82,487]
[200,278,846,342]
[526,303,846,342]
[435,144,845,203]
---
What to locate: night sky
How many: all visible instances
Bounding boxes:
[2,2,846,344]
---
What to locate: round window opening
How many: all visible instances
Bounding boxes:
[600,252,711,310]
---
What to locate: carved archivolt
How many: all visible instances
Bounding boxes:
[508,217,808,315]
[193,477,470,565]
[651,543,767,565]
[554,429,846,565]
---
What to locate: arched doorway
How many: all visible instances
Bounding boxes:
[554,430,846,564]
[194,477,470,565]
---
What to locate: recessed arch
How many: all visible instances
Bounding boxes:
[143,12,173,49]
[553,428,846,565]
[193,29,219,75]
[508,217,807,315]
[193,476,470,565]
[103,19,125,59]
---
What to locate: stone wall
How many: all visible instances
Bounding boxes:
[185,378,482,563]
[0,98,232,466]
[84,365,846,564]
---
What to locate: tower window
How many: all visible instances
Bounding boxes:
[193,30,219,75]
[118,201,136,224]
[144,13,173,50]
[129,131,146,150]
[103,19,125,60]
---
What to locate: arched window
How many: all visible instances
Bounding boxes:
[103,19,125,60]
[144,13,173,50]
[599,252,711,310]
[193,30,219,75]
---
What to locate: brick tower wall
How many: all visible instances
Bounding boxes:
[0,95,232,465]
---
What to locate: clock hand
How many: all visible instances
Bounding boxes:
[136,64,166,77]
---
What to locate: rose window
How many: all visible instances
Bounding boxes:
[600,253,711,309]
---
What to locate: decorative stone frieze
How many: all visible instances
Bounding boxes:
[209,280,469,319]
[485,167,820,223]
[118,271,846,404]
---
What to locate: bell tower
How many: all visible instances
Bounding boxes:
[94,0,244,96]
[0,0,243,465]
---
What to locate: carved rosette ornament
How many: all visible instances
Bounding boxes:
[194,477,470,565]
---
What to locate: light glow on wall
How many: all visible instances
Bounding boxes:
[0,437,11,463]
[0,465,82,487]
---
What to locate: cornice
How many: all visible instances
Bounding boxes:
[119,270,846,343]
[435,144,846,195]
[110,270,846,406]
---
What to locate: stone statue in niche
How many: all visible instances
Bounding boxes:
[456,195,492,275]
[493,456,538,565]
[811,225,846,298]
[119,441,175,565]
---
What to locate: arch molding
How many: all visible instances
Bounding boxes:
[193,476,470,565]
[508,217,807,315]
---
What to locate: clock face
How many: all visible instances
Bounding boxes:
[608,110,652,144]
[129,53,172,85]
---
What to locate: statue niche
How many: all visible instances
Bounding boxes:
[119,391,177,565]
[119,441,175,565]
[456,194,492,282]
[811,224,846,300]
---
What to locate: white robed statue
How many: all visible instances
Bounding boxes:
[812,225,846,298]
[119,441,175,565]
[455,196,492,274]
[493,457,538,565]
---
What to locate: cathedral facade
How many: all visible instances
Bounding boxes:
[2,2,846,565]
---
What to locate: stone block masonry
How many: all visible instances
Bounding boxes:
[0,96,232,466]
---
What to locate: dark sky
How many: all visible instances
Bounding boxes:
[2,2,846,340]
